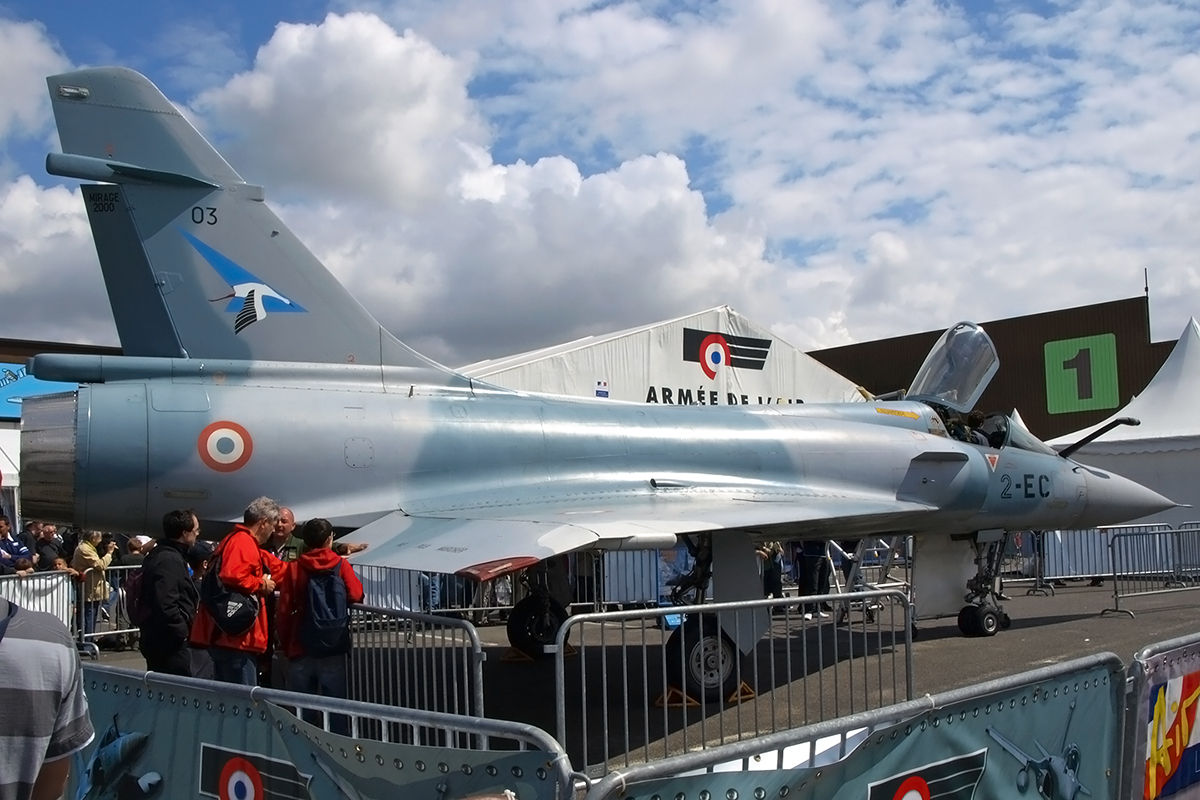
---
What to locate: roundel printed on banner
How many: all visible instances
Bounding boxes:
[893,776,931,800]
[199,421,254,473]
[218,756,264,800]
[700,333,731,380]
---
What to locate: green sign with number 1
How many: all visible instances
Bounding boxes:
[1044,334,1119,414]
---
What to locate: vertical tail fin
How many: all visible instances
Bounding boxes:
[47,67,441,370]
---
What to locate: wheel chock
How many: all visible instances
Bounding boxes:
[656,686,700,707]
[727,681,756,703]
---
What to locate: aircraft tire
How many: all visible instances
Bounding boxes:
[976,606,1000,636]
[957,605,980,636]
[666,617,740,703]
[507,595,569,659]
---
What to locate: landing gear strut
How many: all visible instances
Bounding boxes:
[956,530,1012,637]
[666,534,713,606]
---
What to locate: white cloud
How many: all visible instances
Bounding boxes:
[359,0,1200,346]
[192,12,486,212]
[0,17,69,146]
[181,12,778,364]
[5,1,1200,362]
[0,176,114,344]
[155,19,248,93]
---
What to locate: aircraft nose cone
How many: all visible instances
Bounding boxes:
[1075,466,1176,528]
[118,731,151,762]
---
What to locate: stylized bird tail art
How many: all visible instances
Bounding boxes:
[234,289,259,334]
[232,283,292,334]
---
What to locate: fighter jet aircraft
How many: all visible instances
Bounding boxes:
[987,700,1092,800]
[23,68,1173,674]
[74,716,162,800]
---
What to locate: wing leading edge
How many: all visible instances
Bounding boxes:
[342,491,936,580]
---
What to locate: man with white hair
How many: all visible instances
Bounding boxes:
[190,497,290,685]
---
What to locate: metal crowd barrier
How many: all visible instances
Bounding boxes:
[76,564,142,655]
[74,664,576,799]
[581,652,1125,800]
[347,603,487,721]
[354,562,516,621]
[1106,528,1200,617]
[63,608,1200,799]
[554,589,913,775]
[1044,524,1173,582]
[0,569,74,628]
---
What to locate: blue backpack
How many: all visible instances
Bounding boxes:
[300,567,350,657]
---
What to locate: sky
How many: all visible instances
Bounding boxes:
[0,0,1197,367]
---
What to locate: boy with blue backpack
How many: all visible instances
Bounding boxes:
[277,517,364,711]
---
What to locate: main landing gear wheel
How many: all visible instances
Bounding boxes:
[666,617,740,702]
[957,605,1000,637]
[507,595,569,659]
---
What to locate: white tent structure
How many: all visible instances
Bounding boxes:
[0,427,19,522]
[1047,318,1200,528]
[460,306,864,405]
[0,428,17,487]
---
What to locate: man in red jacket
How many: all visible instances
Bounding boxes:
[190,497,288,685]
[278,517,364,712]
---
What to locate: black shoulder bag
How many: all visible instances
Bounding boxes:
[200,547,260,636]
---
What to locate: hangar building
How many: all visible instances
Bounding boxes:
[460,306,864,405]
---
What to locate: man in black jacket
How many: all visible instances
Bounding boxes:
[138,509,201,675]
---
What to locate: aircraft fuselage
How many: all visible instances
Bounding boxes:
[22,354,1122,546]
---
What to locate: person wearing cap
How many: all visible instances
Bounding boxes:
[187,540,214,582]
[185,540,215,679]
[138,509,201,676]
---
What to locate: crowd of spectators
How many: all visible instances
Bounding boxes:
[1,501,368,695]
[0,501,374,795]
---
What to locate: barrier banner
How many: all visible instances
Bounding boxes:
[1135,645,1200,800]
[70,668,562,799]
[630,661,1124,800]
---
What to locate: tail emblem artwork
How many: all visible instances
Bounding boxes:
[682,327,771,380]
[179,229,306,333]
[198,421,254,473]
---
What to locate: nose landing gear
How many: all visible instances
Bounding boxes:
[957,529,1014,637]
[956,603,1010,636]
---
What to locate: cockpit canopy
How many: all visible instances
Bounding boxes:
[906,321,999,414]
